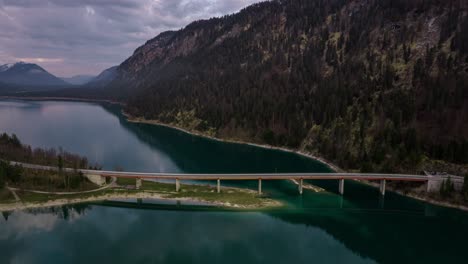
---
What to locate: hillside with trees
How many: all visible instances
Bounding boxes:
[13,0,468,174]
[0,133,100,192]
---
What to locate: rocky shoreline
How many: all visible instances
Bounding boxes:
[123,112,343,173]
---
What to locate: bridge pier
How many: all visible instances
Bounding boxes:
[380,179,386,196]
[378,195,385,209]
[176,179,180,192]
[299,178,303,194]
[258,179,262,195]
[136,178,142,189]
[217,179,221,193]
[339,179,344,195]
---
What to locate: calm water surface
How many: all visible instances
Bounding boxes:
[1,100,467,264]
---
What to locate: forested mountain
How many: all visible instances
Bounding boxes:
[0,62,68,88]
[105,0,467,173]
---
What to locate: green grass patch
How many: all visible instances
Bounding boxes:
[0,189,16,203]
[16,191,56,203]
[15,189,126,203]
[8,180,281,209]
[139,180,176,192]
[116,177,138,186]
[164,182,279,208]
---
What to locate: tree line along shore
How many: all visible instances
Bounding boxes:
[0,132,281,210]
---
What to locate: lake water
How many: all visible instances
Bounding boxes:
[1,99,468,263]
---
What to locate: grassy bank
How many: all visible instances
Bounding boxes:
[0,179,281,212]
[118,178,280,208]
[0,189,15,204]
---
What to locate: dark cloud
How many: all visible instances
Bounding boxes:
[1,0,139,8]
[0,0,261,76]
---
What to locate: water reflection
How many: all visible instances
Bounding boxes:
[0,100,182,172]
[0,205,90,240]
[2,200,468,264]
[0,204,377,264]
[0,99,331,174]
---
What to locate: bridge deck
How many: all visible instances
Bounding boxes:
[12,162,429,182]
[93,171,428,181]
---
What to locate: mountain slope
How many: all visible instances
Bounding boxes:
[0,62,68,87]
[107,0,468,173]
[87,66,118,87]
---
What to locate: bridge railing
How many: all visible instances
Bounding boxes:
[9,161,432,196]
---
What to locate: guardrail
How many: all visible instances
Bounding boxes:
[10,161,429,195]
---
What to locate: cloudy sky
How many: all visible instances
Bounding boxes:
[0,0,261,77]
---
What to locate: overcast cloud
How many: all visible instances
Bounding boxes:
[0,0,261,77]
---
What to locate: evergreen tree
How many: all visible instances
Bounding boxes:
[0,164,5,189]
[440,177,455,198]
[58,155,65,188]
[446,176,454,193]
[440,179,446,196]
[58,155,63,171]
[463,175,468,200]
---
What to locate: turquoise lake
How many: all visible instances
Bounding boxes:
[1,99,468,264]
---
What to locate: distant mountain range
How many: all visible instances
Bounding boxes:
[86,66,118,87]
[0,62,68,87]
[60,66,118,86]
[0,62,119,90]
[61,75,95,86]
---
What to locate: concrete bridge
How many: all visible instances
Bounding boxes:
[11,161,449,196]
[92,170,430,196]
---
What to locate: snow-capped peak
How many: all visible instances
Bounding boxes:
[0,63,15,72]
